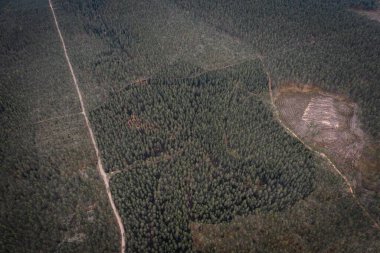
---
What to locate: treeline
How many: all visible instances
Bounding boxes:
[53,0,380,251]
[56,0,257,96]
[90,61,316,252]
[349,0,378,10]
[171,0,380,139]
[58,0,380,138]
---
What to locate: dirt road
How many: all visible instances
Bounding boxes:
[48,1,126,252]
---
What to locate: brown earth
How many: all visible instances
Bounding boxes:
[356,9,380,23]
[189,83,380,252]
[274,85,365,172]
[274,84,380,222]
[190,221,306,253]
[127,113,157,131]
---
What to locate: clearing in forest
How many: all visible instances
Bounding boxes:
[274,85,365,166]
[274,84,380,224]
[355,8,380,22]
[352,1,380,23]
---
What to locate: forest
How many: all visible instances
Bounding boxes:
[0,1,119,252]
[90,61,316,252]
[1,0,380,252]
[57,0,380,137]
[171,0,380,139]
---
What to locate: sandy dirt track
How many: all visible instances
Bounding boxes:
[48,1,126,252]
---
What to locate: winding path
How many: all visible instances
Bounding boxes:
[48,1,126,252]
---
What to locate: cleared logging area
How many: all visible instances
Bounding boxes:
[352,0,380,23]
[2,0,380,252]
[274,84,380,226]
[274,86,364,166]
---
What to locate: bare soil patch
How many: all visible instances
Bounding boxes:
[355,9,380,23]
[127,114,157,131]
[274,84,380,222]
[274,85,365,168]
[352,2,380,23]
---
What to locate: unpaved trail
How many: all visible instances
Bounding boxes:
[48,1,126,252]
[259,57,380,230]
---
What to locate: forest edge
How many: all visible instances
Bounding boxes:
[48,1,126,252]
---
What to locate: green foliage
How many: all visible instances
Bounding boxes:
[91,62,316,252]
[0,4,118,252]
[2,0,379,252]
[350,0,378,10]
[172,0,380,138]
[55,0,254,100]
[190,166,380,253]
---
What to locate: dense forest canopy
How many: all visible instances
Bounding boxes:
[58,0,380,138]
[350,0,378,10]
[1,0,380,252]
[171,0,380,138]
[0,1,119,252]
[90,61,316,252]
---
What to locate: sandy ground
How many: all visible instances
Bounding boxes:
[354,8,380,23]
[274,84,380,227]
[274,86,365,169]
